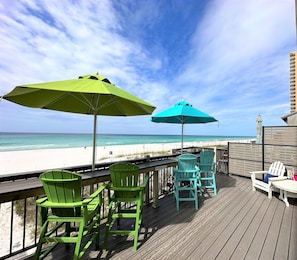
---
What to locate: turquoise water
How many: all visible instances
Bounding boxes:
[0,132,254,152]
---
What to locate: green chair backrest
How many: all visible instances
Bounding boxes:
[178,153,198,172]
[109,162,140,198]
[40,170,82,216]
[109,162,140,187]
[199,150,215,171]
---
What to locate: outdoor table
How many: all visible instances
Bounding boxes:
[272,179,297,207]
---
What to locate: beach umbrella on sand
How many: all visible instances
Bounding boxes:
[1,74,156,171]
[151,101,217,153]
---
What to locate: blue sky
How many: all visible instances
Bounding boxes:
[0,0,295,136]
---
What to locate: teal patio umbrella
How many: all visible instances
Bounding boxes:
[151,101,217,153]
[2,74,156,170]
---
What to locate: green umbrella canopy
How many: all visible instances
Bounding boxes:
[151,101,217,153]
[2,74,156,170]
[2,74,155,116]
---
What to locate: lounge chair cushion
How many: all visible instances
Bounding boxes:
[263,173,277,184]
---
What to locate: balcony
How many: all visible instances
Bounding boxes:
[13,174,297,260]
[1,145,297,260]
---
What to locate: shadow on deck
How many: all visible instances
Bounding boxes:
[29,173,297,260]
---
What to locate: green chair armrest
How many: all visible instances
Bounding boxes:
[38,201,84,208]
[36,197,48,206]
[88,184,106,198]
[82,184,106,205]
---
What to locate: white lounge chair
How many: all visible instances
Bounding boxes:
[250,161,286,198]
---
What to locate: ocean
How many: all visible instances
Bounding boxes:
[0,132,254,152]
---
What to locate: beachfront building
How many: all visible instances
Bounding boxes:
[289,52,297,113]
[281,52,297,125]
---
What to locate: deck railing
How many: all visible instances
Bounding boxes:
[0,155,177,260]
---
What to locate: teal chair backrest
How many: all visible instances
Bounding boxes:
[199,150,215,171]
[177,153,198,173]
[109,162,140,198]
[40,170,82,216]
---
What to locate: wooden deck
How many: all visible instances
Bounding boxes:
[29,173,297,260]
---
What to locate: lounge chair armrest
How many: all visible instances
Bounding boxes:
[250,171,266,175]
[268,176,288,187]
[250,171,266,180]
[270,176,287,181]
[269,176,287,183]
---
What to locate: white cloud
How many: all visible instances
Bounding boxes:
[0,0,295,136]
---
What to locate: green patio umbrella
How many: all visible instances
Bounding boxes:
[151,101,217,153]
[2,74,156,170]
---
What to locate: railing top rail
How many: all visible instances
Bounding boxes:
[0,154,178,182]
[0,157,178,203]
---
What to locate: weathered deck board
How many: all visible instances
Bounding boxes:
[244,197,279,260]
[188,178,255,259]
[288,206,297,260]
[229,193,271,259]
[214,189,266,259]
[28,173,297,260]
[273,204,293,260]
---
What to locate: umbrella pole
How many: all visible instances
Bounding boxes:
[92,114,97,172]
[181,123,184,154]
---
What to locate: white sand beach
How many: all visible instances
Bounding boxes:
[0,140,253,175]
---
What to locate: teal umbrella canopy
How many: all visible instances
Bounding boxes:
[151,101,217,152]
[151,101,217,124]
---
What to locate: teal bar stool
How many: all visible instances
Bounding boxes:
[198,150,217,195]
[173,153,199,210]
